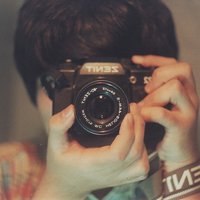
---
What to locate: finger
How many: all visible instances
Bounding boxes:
[145,63,198,109]
[109,113,135,161]
[138,79,196,116]
[140,106,178,130]
[132,55,198,109]
[109,103,145,161]
[128,147,149,180]
[118,147,149,185]
[48,105,75,154]
[132,55,177,67]
[128,103,146,159]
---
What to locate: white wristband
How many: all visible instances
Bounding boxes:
[138,155,200,200]
[162,159,200,200]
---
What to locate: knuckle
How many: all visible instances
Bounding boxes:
[130,147,143,161]
[169,79,183,94]
[152,67,162,79]
[48,113,63,131]
[138,173,149,181]
[138,162,150,175]
[145,93,155,106]
[134,112,145,126]
[149,107,166,122]
[183,113,196,127]
[127,134,135,143]
[49,115,56,128]
[169,57,177,64]
[111,150,127,162]
[181,62,193,75]
[143,160,150,172]
[156,107,167,120]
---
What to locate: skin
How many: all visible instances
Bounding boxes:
[33,55,200,199]
[132,55,199,173]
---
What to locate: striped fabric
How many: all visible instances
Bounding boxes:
[1,142,199,200]
[0,142,44,200]
[0,142,150,200]
[0,142,147,200]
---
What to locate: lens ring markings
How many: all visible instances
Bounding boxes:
[74,80,129,135]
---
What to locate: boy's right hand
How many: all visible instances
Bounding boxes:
[32,103,149,200]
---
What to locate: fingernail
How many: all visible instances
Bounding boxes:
[132,55,144,64]
[62,105,74,118]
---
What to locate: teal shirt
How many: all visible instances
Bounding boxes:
[86,183,147,200]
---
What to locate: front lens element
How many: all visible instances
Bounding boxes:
[89,94,115,120]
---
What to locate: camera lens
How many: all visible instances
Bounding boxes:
[75,80,129,135]
[89,94,115,120]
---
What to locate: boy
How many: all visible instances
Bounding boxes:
[1,0,199,199]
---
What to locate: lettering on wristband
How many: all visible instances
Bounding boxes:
[162,159,200,200]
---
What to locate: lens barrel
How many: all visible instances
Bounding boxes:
[74,80,129,135]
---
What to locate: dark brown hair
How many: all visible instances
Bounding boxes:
[14,0,178,104]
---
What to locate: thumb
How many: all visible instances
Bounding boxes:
[48,105,75,153]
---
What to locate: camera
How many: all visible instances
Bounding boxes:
[41,57,164,149]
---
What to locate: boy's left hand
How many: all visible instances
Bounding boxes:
[132,55,200,173]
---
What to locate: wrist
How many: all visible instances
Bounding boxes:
[32,172,88,200]
[163,154,200,174]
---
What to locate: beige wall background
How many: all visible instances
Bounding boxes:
[0,1,200,149]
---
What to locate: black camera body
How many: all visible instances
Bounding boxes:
[42,57,164,150]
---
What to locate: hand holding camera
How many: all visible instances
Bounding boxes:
[33,103,149,199]
[133,55,200,173]
[34,55,200,199]
[41,57,164,151]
